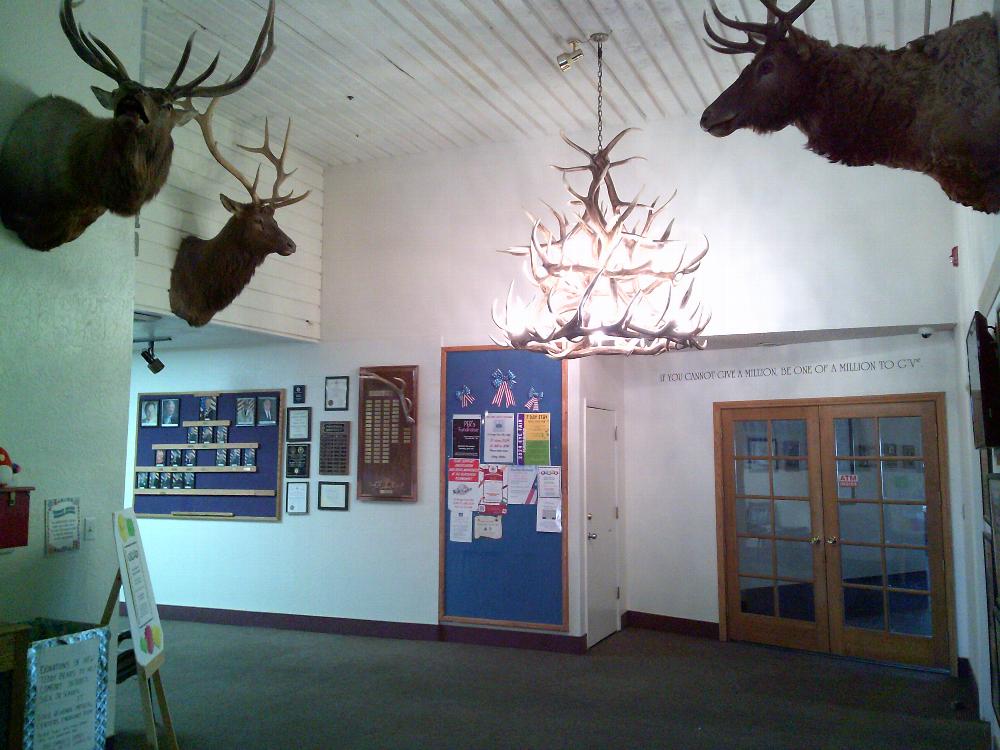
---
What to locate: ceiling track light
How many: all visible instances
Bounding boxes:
[556,39,584,71]
[137,339,168,374]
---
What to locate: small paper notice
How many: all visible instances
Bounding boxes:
[483,412,515,463]
[45,497,80,555]
[448,458,481,511]
[536,497,562,533]
[474,514,503,540]
[507,465,537,504]
[537,466,562,498]
[450,510,473,543]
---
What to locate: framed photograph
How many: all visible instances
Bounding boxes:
[215,449,227,467]
[325,376,349,411]
[135,472,148,489]
[160,398,180,426]
[228,448,242,466]
[243,448,257,467]
[183,472,195,489]
[154,449,166,467]
[318,481,349,511]
[199,395,218,421]
[171,473,184,490]
[286,407,312,442]
[235,397,256,426]
[216,425,229,444]
[257,396,278,426]
[159,472,171,488]
[187,427,198,444]
[200,426,214,444]
[183,449,197,467]
[286,482,309,514]
[148,473,159,490]
[168,449,181,466]
[140,400,159,427]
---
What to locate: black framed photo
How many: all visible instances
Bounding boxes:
[228,448,242,466]
[160,398,180,426]
[200,426,214,444]
[216,425,229,444]
[199,395,218,421]
[257,396,278,426]
[168,449,181,466]
[140,400,159,427]
[286,444,310,478]
[135,472,148,489]
[171,473,185,489]
[187,427,199,444]
[159,472,171,488]
[293,385,306,404]
[236,397,256,426]
[325,376,349,411]
[286,482,309,514]
[286,407,312,442]
[243,448,257,467]
[183,472,195,489]
[154,449,166,467]
[215,449,227,467]
[148,473,160,489]
[183,449,197,466]
[318,481,349,511]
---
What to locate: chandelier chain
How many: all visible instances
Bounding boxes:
[596,41,603,151]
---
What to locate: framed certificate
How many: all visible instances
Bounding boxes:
[286,482,309,514]
[286,407,312,442]
[318,482,349,511]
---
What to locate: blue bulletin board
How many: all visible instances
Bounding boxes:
[132,389,284,521]
[439,347,567,630]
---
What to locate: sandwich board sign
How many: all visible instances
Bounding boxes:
[112,510,164,667]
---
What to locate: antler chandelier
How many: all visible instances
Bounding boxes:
[492,33,711,359]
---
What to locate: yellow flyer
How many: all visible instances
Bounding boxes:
[518,412,551,465]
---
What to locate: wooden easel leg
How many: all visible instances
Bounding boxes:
[138,675,159,750]
[152,670,180,750]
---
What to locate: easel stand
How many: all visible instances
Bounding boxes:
[102,573,179,750]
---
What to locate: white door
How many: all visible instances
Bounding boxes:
[586,406,620,647]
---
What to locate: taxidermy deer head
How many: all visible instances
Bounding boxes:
[168,99,310,328]
[0,0,275,250]
[700,0,1000,214]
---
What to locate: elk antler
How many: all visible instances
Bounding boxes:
[61,0,275,99]
[179,98,311,209]
[703,0,816,55]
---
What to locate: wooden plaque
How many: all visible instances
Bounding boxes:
[319,421,351,475]
[358,365,418,500]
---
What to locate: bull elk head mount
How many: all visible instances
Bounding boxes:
[168,98,310,328]
[700,0,1000,214]
[0,0,276,250]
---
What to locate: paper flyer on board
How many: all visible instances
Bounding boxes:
[451,414,482,459]
[536,466,562,532]
[45,497,80,554]
[507,465,537,504]
[519,413,551,465]
[537,466,562,498]
[479,464,508,515]
[447,458,480,511]
[483,412,515,463]
[450,510,473,543]
[474,514,503,540]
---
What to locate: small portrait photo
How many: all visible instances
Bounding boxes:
[154,449,166,467]
[200,426,215,444]
[187,427,199,444]
[159,472,171,488]
[235,397,256,426]
[199,395,218,421]
[140,400,159,427]
[216,425,229,444]
[183,472,195,489]
[135,472,148,489]
[171,473,185,490]
[243,448,257,467]
[168,449,181,466]
[257,396,277,426]
[215,449,228,467]
[160,398,180,426]
[228,448,242,466]
[183,449,197,467]
[148,473,160,490]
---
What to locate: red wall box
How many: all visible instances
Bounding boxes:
[0,486,32,549]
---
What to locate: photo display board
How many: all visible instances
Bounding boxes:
[440,347,567,630]
[133,389,284,520]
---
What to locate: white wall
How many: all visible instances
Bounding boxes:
[0,0,140,623]
[623,334,968,647]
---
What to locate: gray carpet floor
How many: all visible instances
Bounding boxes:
[112,619,989,749]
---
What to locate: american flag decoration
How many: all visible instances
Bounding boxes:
[455,385,476,408]
[523,387,543,412]
[490,368,517,408]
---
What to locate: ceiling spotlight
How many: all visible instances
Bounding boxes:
[556,39,583,71]
[140,341,165,374]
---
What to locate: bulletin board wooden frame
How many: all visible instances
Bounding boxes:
[132,389,285,522]
[438,346,569,632]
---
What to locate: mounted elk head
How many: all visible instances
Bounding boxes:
[168,99,310,327]
[0,0,275,250]
[700,0,1000,213]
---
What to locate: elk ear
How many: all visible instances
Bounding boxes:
[219,194,241,214]
[91,86,117,111]
[788,28,812,60]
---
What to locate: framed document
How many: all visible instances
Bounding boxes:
[325,376,349,411]
[319,421,350,475]
[286,482,309,514]
[286,407,312,442]
[319,482,349,511]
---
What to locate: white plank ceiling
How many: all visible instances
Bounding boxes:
[139,0,990,168]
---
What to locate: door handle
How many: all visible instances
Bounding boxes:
[826,536,838,545]
[587,532,598,540]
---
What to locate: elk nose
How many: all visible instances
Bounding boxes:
[282,238,296,256]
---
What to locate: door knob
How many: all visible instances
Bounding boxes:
[587,532,598,540]
[587,513,593,521]
[809,536,821,545]
[826,536,838,545]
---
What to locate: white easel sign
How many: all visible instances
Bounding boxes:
[113,510,164,667]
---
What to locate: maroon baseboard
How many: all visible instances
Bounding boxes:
[621,610,720,639]
[128,603,586,654]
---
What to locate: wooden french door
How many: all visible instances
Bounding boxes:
[717,395,952,670]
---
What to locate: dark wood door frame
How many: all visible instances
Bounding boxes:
[713,392,957,674]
